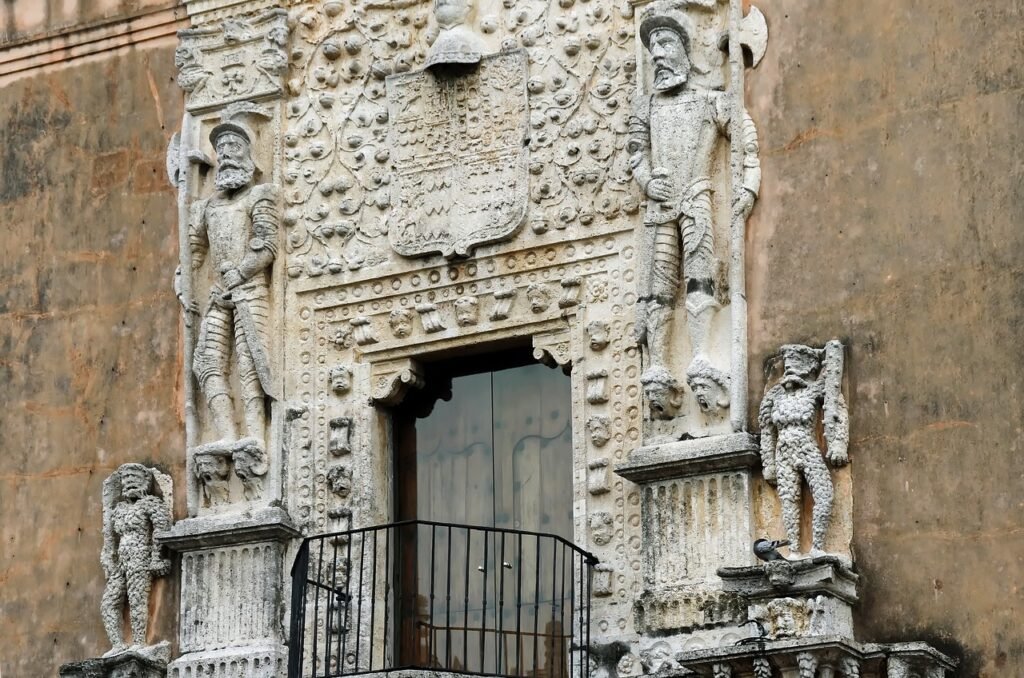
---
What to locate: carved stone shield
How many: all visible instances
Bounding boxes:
[386,50,529,258]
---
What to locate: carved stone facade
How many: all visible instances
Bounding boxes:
[42,0,962,675]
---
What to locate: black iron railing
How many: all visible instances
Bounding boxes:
[288,520,598,678]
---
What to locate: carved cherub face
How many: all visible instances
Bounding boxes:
[214,131,256,191]
[389,309,413,338]
[587,416,611,447]
[689,377,722,413]
[329,365,352,394]
[526,284,551,313]
[435,0,472,28]
[232,444,265,481]
[586,320,610,351]
[327,465,353,498]
[648,28,690,92]
[589,511,614,546]
[454,296,479,326]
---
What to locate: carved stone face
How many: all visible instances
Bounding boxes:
[232,444,264,481]
[327,465,353,498]
[194,452,230,483]
[526,284,551,313]
[119,466,150,500]
[587,416,611,447]
[454,296,479,326]
[780,345,819,386]
[642,373,683,420]
[329,365,352,394]
[589,511,614,546]
[648,28,690,92]
[389,309,413,338]
[435,0,471,28]
[689,376,728,414]
[214,131,256,191]
[586,320,610,351]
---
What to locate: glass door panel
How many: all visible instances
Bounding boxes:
[396,359,573,677]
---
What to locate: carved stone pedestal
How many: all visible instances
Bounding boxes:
[59,645,168,678]
[616,434,759,639]
[672,637,957,678]
[156,508,299,678]
[676,559,958,677]
[718,556,858,639]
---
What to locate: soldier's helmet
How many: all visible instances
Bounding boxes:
[638,14,691,54]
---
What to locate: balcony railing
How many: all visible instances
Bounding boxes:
[288,520,598,678]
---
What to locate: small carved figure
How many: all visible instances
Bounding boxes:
[329,365,352,394]
[389,308,414,338]
[640,641,676,674]
[454,296,480,326]
[587,415,612,448]
[232,439,269,500]
[586,370,610,404]
[629,12,760,394]
[640,366,684,420]
[189,110,279,458]
[425,0,488,69]
[685,356,730,415]
[100,464,173,656]
[526,283,552,313]
[586,320,610,352]
[329,417,353,456]
[758,341,849,554]
[193,449,231,506]
[589,511,614,546]
[327,465,354,498]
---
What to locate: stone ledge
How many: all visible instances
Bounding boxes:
[60,646,168,678]
[717,556,860,604]
[671,636,957,677]
[615,433,760,483]
[156,506,299,552]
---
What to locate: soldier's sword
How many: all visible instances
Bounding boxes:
[233,295,279,401]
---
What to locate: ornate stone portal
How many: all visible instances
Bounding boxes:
[124,0,962,677]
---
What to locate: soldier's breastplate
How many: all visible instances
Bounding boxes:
[650,94,716,187]
[205,195,253,270]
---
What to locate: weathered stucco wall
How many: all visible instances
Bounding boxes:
[0,37,185,676]
[1,0,177,42]
[746,1,1023,675]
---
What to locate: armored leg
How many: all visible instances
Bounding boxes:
[125,564,152,646]
[681,192,717,359]
[644,220,681,371]
[194,299,238,442]
[803,452,835,551]
[233,291,270,446]
[101,570,127,650]
[775,452,802,550]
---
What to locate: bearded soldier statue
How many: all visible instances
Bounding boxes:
[629,12,760,413]
[189,116,279,462]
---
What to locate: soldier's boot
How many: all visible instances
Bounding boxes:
[208,393,239,445]
[685,284,719,370]
[242,394,266,451]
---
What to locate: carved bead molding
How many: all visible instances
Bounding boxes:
[175,9,290,113]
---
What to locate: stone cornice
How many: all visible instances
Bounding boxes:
[0,4,187,81]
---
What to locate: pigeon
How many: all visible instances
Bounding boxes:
[753,538,791,562]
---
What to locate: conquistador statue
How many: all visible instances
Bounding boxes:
[189,119,279,456]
